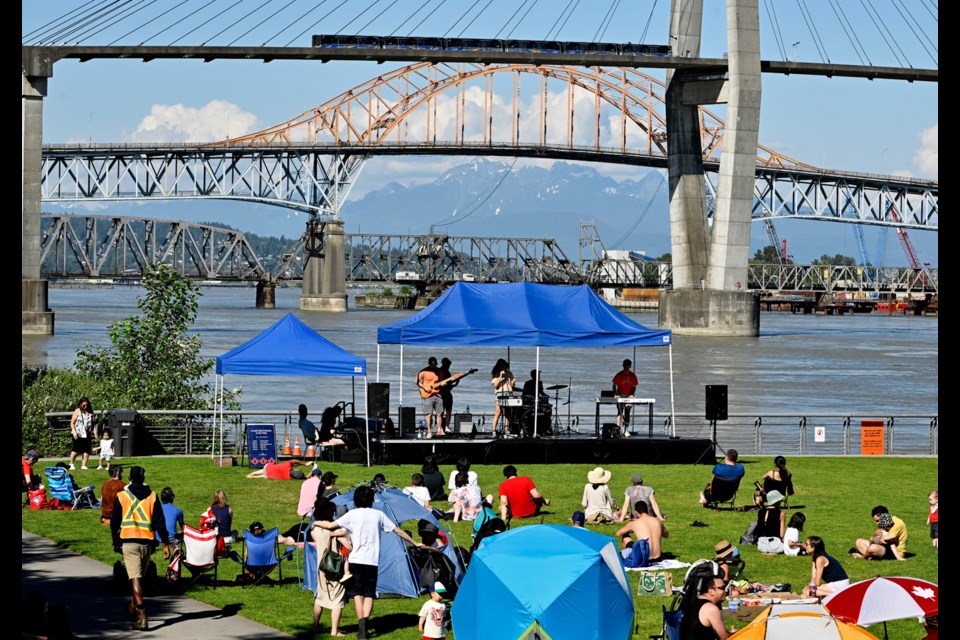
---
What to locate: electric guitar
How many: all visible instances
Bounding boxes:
[418,368,478,398]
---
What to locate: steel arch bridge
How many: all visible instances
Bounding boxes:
[41,63,937,229]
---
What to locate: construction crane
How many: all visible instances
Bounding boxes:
[763,219,791,264]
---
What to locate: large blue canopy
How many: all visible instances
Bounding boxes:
[216,313,367,376]
[377,282,671,347]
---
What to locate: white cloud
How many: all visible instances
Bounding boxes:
[130,100,259,143]
[911,124,938,178]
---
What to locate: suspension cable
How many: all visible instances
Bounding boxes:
[389,0,431,37]
[409,0,448,36]
[284,0,350,47]
[494,0,530,40]
[457,0,494,38]
[762,0,787,60]
[592,0,619,43]
[888,0,938,65]
[609,172,666,249]
[130,0,212,46]
[859,0,909,67]
[23,0,102,44]
[169,0,246,46]
[505,0,538,39]
[82,0,161,45]
[202,0,274,46]
[638,0,658,44]
[443,0,481,38]
[264,0,330,46]
[544,0,576,40]
[235,0,298,46]
[795,0,830,63]
[826,0,869,65]
[432,158,519,229]
[41,0,134,46]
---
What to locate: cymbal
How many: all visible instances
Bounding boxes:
[546,384,568,390]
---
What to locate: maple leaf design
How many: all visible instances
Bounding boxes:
[912,586,936,600]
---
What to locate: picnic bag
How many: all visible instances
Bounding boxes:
[638,571,673,596]
[319,540,345,581]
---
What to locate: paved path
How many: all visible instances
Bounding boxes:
[22,529,294,639]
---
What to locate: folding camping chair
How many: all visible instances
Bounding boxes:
[44,466,99,510]
[651,560,725,640]
[241,527,294,587]
[704,476,741,510]
[181,525,220,589]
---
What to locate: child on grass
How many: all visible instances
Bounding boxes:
[783,512,807,556]
[97,429,115,471]
[418,582,447,640]
[927,490,938,549]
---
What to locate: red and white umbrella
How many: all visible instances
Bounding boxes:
[823,577,938,626]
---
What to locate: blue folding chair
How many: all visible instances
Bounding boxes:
[44,467,98,510]
[241,527,294,587]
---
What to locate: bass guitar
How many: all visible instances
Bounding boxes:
[418,368,478,398]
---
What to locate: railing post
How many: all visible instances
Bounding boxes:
[799,416,806,455]
[931,416,938,455]
[754,416,762,455]
[886,416,895,455]
[842,416,851,455]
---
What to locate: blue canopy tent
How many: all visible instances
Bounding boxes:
[376,283,675,434]
[214,313,371,464]
[451,524,634,640]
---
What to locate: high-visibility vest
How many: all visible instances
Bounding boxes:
[118,488,157,541]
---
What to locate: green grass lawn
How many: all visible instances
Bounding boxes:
[22,456,938,639]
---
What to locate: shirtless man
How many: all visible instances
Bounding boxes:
[615,501,668,562]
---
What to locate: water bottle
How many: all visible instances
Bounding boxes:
[465,405,471,414]
[417,419,425,439]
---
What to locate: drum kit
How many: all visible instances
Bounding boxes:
[496,380,575,437]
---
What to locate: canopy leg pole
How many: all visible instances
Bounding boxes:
[364,377,371,467]
[533,347,540,438]
[399,345,404,407]
[668,344,677,437]
[214,376,221,460]
[376,345,381,382]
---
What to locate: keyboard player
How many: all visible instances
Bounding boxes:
[612,359,639,437]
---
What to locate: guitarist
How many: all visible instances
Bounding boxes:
[416,357,444,438]
[438,357,459,433]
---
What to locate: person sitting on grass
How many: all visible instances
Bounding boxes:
[783,512,807,556]
[499,465,550,522]
[852,505,908,560]
[805,536,849,596]
[615,501,668,566]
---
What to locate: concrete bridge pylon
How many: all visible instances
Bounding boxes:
[301,219,347,312]
[661,0,761,336]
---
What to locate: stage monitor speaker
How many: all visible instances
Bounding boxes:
[368,383,390,419]
[451,413,472,433]
[705,385,728,421]
[398,406,416,439]
[602,423,620,439]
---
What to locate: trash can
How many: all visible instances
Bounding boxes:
[108,409,140,457]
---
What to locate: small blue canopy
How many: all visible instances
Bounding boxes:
[377,282,671,347]
[216,313,366,376]
[452,524,634,640]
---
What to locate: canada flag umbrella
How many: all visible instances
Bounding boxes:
[823,577,938,626]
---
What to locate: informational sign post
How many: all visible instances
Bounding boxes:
[247,423,277,468]
[814,425,826,443]
[860,420,885,456]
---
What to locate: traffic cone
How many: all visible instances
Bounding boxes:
[306,444,316,458]
[283,435,291,456]
[293,436,302,457]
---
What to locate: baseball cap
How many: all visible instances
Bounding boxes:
[571,511,586,525]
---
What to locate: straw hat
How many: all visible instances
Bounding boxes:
[587,467,612,484]
[715,540,736,559]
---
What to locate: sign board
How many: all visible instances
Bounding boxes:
[247,423,277,468]
[860,420,885,456]
[814,425,826,443]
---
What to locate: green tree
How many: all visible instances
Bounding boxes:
[654,252,672,262]
[751,245,784,264]
[74,264,213,410]
[812,254,857,266]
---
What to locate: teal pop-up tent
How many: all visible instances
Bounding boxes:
[451,524,634,640]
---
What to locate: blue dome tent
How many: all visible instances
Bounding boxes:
[451,524,634,640]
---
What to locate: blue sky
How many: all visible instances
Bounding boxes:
[23,1,938,262]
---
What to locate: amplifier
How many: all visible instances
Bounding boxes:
[451,413,473,433]
[602,423,620,439]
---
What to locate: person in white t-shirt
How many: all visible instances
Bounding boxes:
[418,582,447,639]
[783,512,807,556]
[97,429,115,471]
[314,485,423,640]
[447,457,479,493]
[404,473,432,509]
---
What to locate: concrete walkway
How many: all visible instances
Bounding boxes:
[22,529,294,639]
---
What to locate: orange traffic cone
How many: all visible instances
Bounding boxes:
[306,444,316,458]
[293,436,302,457]
[283,435,291,456]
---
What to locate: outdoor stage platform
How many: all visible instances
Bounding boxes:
[352,433,715,466]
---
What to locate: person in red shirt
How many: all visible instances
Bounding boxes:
[499,465,550,521]
[612,359,639,437]
[246,459,313,479]
[22,449,40,490]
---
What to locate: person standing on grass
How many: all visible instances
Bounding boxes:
[927,490,938,549]
[418,582,448,640]
[69,396,97,470]
[314,485,424,640]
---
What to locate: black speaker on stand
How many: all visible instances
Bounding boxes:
[368,382,390,419]
[705,385,728,457]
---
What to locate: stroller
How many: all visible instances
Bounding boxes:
[44,466,99,510]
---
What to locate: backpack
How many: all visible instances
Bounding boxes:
[28,487,51,510]
[740,521,758,545]
[623,539,651,568]
[410,547,458,597]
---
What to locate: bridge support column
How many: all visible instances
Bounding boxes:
[256,280,276,309]
[300,219,347,312]
[22,70,54,335]
[660,0,761,336]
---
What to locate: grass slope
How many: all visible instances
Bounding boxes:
[22,456,938,639]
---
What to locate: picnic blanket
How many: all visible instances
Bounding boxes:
[624,558,691,571]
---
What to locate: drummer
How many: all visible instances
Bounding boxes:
[522,370,550,408]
